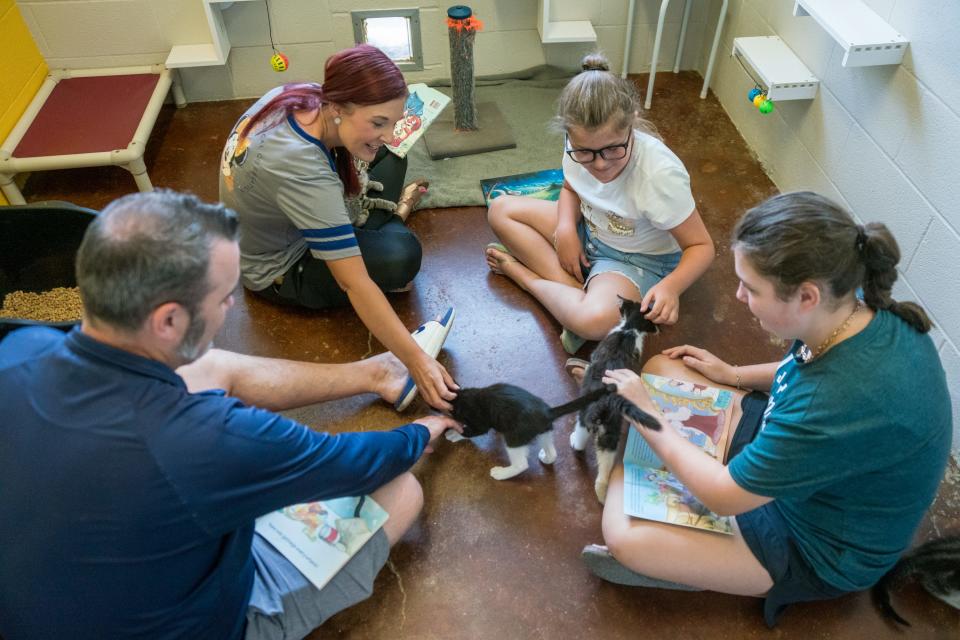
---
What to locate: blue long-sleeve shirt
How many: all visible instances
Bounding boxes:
[0,327,429,640]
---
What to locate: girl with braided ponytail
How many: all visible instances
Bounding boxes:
[589,191,952,626]
[219,45,456,412]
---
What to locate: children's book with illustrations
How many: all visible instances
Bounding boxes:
[255,496,388,590]
[385,84,451,158]
[623,373,737,535]
[480,168,564,205]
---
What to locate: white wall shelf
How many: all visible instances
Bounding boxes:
[537,0,597,44]
[793,0,908,67]
[733,36,819,101]
[166,0,258,69]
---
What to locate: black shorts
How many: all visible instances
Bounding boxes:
[731,392,849,627]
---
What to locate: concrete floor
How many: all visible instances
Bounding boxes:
[16,72,959,639]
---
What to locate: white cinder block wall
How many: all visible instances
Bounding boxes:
[705,0,960,458]
[15,0,718,100]
[15,0,958,457]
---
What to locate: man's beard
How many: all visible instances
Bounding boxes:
[176,311,212,363]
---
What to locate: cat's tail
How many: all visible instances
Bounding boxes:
[548,384,619,420]
[872,534,960,626]
[873,555,916,626]
[618,398,661,431]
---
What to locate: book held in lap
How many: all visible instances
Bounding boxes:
[623,373,736,535]
[256,496,389,590]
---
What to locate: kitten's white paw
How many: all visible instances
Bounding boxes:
[595,481,608,504]
[490,464,528,480]
[570,426,589,451]
[538,448,557,465]
[444,430,465,442]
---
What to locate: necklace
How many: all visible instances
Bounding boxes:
[796,300,862,363]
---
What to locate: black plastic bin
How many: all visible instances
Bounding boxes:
[0,201,98,339]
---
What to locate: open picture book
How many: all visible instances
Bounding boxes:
[385,84,451,158]
[623,373,738,535]
[255,495,388,590]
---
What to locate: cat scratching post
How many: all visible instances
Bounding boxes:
[424,5,516,160]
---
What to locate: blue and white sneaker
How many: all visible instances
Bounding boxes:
[394,306,456,411]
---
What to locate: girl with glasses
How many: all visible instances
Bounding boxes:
[486,52,715,354]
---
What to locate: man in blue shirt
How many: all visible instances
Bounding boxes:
[0,190,460,640]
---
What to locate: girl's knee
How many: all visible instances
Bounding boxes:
[577,305,620,340]
[486,195,521,228]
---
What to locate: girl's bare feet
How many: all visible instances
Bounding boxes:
[395,178,429,222]
[485,244,533,291]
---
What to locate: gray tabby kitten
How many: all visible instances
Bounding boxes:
[873,533,960,626]
[344,158,397,227]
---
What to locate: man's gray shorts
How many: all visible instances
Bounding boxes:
[245,529,390,640]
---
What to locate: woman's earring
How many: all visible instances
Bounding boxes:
[334,116,342,126]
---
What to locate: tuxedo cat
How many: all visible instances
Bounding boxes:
[569,297,662,503]
[873,533,960,626]
[446,382,647,480]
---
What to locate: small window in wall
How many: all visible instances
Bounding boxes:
[352,9,423,71]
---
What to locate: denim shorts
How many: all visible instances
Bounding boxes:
[245,529,390,639]
[730,393,848,627]
[577,220,681,296]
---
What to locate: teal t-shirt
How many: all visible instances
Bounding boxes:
[728,309,952,591]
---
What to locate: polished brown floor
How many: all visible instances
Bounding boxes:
[17,72,959,639]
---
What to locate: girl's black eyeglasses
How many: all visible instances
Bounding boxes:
[565,131,632,164]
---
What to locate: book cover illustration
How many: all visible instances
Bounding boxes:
[255,496,389,590]
[479,168,564,205]
[385,84,451,158]
[622,373,735,535]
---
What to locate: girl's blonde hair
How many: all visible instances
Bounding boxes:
[553,52,658,137]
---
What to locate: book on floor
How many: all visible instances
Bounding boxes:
[622,373,737,535]
[479,168,564,205]
[255,495,389,590]
[385,84,451,158]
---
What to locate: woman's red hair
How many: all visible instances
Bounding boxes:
[239,44,407,195]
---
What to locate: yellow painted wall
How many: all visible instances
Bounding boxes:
[0,0,47,204]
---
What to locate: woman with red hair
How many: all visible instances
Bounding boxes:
[220,45,454,411]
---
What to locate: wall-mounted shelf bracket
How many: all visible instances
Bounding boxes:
[166,0,258,69]
[733,36,819,101]
[793,0,908,67]
[537,0,597,43]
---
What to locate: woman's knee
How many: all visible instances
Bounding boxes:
[602,520,655,563]
[365,232,423,286]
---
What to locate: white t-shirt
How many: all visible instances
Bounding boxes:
[562,130,695,255]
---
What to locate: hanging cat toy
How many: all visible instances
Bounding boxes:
[265,0,288,72]
[747,86,774,114]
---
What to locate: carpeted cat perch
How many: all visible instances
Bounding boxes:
[424,5,516,159]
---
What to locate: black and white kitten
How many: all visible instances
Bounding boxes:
[872,533,960,626]
[569,297,662,503]
[446,383,641,480]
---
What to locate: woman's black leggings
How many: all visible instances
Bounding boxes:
[255,149,422,310]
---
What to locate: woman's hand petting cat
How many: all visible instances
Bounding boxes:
[408,353,459,412]
[602,369,660,420]
[554,224,590,283]
[661,345,736,386]
[641,281,680,324]
[414,415,463,454]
